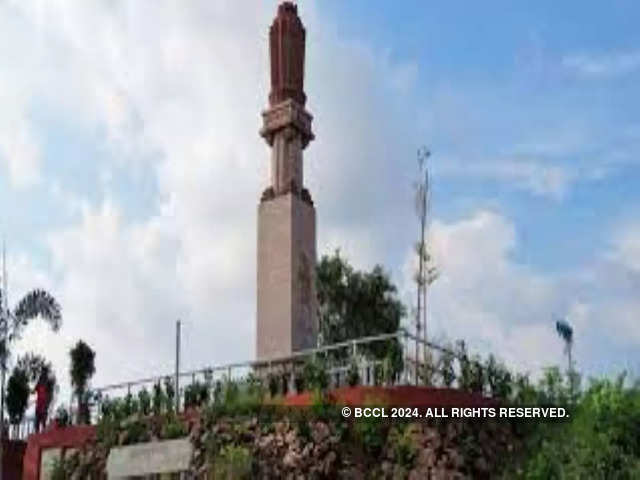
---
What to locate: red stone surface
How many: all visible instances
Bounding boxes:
[3,440,27,479]
[21,412,199,480]
[284,386,499,408]
[22,425,95,480]
[269,2,306,106]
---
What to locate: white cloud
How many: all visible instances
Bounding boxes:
[418,210,558,372]
[563,50,640,77]
[0,94,42,188]
[609,223,640,273]
[399,210,640,377]
[437,158,576,200]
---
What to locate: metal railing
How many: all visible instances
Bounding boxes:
[87,329,491,423]
[3,416,35,441]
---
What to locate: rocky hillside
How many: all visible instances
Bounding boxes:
[55,406,522,479]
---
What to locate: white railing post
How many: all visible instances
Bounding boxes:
[403,330,409,384]
[288,369,295,395]
[383,360,389,387]
[360,358,367,386]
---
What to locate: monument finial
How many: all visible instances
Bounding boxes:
[260,2,314,166]
[269,1,306,106]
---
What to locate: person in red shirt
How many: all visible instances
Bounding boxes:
[33,374,49,433]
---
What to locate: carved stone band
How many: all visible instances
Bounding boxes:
[260,99,314,148]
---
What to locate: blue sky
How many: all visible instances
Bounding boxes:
[0,1,638,404]
[315,0,640,268]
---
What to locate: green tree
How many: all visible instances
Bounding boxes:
[16,353,57,420]
[512,373,640,478]
[316,250,405,372]
[0,289,62,368]
[6,365,29,428]
[69,340,96,424]
[0,286,60,457]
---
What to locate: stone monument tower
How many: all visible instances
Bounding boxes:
[256,2,317,360]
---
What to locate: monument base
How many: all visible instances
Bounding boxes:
[257,192,317,360]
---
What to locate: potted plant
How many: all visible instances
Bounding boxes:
[54,405,70,428]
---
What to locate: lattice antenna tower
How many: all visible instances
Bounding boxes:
[414,147,438,373]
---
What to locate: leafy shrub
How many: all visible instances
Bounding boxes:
[439,349,456,388]
[184,381,209,409]
[163,377,175,412]
[204,377,265,418]
[265,372,279,397]
[6,366,29,425]
[295,412,312,442]
[69,340,96,424]
[214,380,224,403]
[389,424,418,467]
[354,415,385,456]
[347,361,360,387]
[54,405,70,427]
[122,392,139,417]
[511,373,640,478]
[468,355,485,394]
[137,387,151,416]
[567,369,582,404]
[246,373,265,401]
[538,366,569,405]
[512,373,537,405]
[113,398,129,422]
[485,354,512,399]
[100,397,119,422]
[382,354,396,385]
[455,340,472,390]
[418,354,437,387]
[223,378,239,405]
[152,381,165,415]
[310,390,334,419]
[294,372,305,393]
[210,445,252,479]
[162,414,187,439]
[95,416,119,447]
[99,396,112,418]
[184,383,198,408]
[122,419,149,445]
[373,363,384,386]
[302,358,329,392]
[49,455,74,480]
[280,373,289,396]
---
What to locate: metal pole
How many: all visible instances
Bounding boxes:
[422,166,430,370]
[0,239,7,480]
[414,148,430,386]
[419,189,426,374]
[175,320,181,413]
[415,214,423,386]
[568,340,573,397]
[402,331,408,384]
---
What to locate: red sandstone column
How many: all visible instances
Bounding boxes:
[257,3,317,360]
